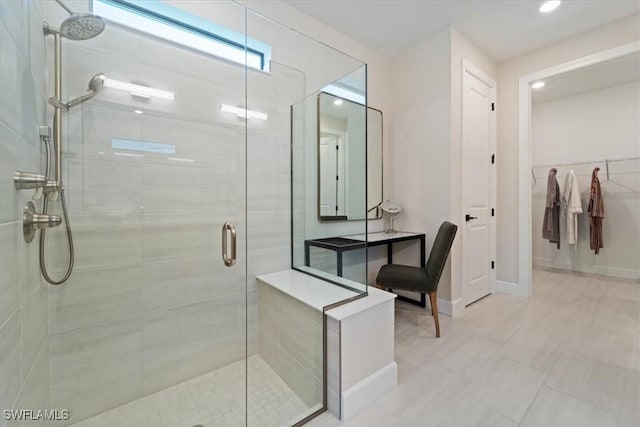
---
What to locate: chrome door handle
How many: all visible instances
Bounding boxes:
[222,222,237,267]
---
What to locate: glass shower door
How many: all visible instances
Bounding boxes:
[41,1,249,425]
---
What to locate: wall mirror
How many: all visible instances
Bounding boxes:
[317,92,383,221]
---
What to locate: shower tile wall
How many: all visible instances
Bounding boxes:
[38,21,303,424]
[0,0,50,424]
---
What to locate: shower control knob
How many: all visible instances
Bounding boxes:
[22,201,62,243]
[33,213,62,228]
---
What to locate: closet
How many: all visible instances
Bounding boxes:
[530,52,640,280]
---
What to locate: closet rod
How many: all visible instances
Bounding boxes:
[532,156,639,169]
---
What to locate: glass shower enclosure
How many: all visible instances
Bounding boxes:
[0,0,365,426]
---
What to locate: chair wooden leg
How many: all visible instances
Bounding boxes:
[428,292,440,338]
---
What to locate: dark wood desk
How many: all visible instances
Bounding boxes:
[304,231,426,277]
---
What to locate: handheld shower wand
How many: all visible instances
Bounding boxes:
[49,73,106,110]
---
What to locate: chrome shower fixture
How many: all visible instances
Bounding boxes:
[67,73,106,107]
[52,0,106,40]
[51,73,106,110]
[23,202,62,243]
[25,1,107,285]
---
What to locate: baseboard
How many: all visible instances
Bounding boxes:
[533,258,639,280]
[496,280,522,296]
[436,297,464,318]
[341,362,397,421]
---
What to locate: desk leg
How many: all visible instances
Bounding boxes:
[420,235,426,307]
[305,242,310,267]
[337,251,343,277]
[387,242,393,264]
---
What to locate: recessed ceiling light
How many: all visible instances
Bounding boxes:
[134,109,143,114]
[532,81,545,89]
[540,1,561,13]
[333,99,343,106]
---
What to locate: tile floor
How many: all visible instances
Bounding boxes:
[71,355,316,427]
[310,268,640,427]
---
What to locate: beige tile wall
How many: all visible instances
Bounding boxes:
[0,1,50,425]
[257,280,323,407]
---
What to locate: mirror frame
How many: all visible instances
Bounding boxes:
[316,91,383,222]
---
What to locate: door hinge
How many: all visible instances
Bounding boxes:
[335,205,338,212]
[336,145,339,150]
[491,208,495,217]
[491,153,495,164]
[491,102,495,111]
[491,260,495,269]
[336,175,339,181]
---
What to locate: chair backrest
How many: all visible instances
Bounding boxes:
[425,221,458,289]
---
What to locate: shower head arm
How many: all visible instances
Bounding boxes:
[42,22,60,37]
[54,0,75,15]
[66,91,96,109]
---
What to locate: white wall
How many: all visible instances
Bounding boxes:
[531,80,640,278]
[496,14,640,285]
[385,27,451,295]
[386,27,496,304]
[532,81,639,164]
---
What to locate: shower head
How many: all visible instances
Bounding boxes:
[51,0,105,41]
[60,13,106,40]
[65,73,106,109]
[88,73,107,92]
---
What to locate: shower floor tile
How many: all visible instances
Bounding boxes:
[71,355,316,427]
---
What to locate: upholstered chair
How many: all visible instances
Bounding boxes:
[376,221,458,337]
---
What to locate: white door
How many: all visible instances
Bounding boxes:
[319,132,345,217]
[462,60,496,306]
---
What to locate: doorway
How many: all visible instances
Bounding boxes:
[517,42,640,297]
[319,128,346,218]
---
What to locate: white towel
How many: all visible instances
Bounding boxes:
[562,170,583,246]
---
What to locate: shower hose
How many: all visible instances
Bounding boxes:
[40,110,74,285]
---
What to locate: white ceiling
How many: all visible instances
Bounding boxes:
[285,0,640,61]
[532,51,640,104]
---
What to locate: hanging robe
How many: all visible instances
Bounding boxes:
[588,167,604,254]
[562,170,583,246]
[542,168,560,249]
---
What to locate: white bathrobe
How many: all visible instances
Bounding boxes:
[562,170,583,245]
